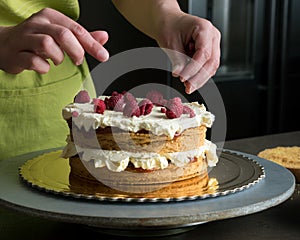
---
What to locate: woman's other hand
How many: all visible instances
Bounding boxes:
[0,8,109,74]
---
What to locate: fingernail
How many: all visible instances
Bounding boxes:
[172,72,179,77]
[186,88,193,94]
[180,76,189,82]
[188,84,197,94]
[172,64,181,77]
[98,49,109,61]
[186,85,191,94]
[184,82,194,94]
[75,57,84,66]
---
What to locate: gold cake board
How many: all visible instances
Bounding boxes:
[19,150,264,202]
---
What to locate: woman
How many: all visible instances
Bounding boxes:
[0,0,220,160]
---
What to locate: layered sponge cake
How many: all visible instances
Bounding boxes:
[61,90,218,187]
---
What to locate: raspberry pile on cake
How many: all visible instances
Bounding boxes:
[62,90,218,186]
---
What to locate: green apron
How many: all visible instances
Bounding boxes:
[0,0,96,160]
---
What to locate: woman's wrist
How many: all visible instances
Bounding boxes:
[150,0,184,42]
[112,0,184,42]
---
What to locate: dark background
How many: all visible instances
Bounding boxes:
[77,0,300,141]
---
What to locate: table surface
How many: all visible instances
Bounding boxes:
[1,131,300,240]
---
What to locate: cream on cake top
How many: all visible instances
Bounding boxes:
[62,97,215,139]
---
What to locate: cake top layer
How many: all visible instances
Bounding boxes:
[62,91,215,139]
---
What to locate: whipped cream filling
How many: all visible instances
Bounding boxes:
[64,140,218,172]
[62,98,215,139]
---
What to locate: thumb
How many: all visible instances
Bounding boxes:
[90,31,109,45]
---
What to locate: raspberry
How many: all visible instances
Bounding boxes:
[72,111,79,117]
[123,92,136,104]
[123,100,140,117]
[146,90,165,106]
[93,98,106,114]
[161,107,166,113]
[115,92,140,117]
[183,105,196,118]
[139,99,153,115]
[105,93,124,111]
[165,97,183,119]
[74,90,90,103]
[166,110,176,119]
[111,91,119,96]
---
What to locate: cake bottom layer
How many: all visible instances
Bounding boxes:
[68,170,217,198]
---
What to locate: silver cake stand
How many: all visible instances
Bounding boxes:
[0,148,295,237]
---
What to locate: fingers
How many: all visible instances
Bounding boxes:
[183,64,211,94]
[90,31,109,45]
[180,26,213,82]
[177,27,220,94]
[184,36,220,94]
[88,31,110,61]
[34,23,86,65]
[69,24,109,62]
[159,14,221,94]
[163,48,187,77]
[17,52,50,74]
[27,8,109,66]
[22,34,65,65]
[35,8,109,62]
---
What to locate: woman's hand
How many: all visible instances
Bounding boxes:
[157,12,221,94]
[112,0,221,94]
[0,8,109,74]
